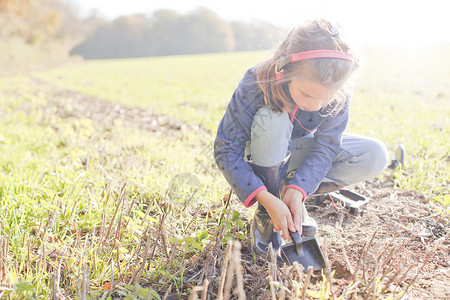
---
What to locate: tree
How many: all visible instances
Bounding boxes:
[0,0,86,74]
[232,20,282,51]
[177,7,235,54]
[69,7,282,59]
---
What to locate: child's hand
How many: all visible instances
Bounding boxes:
[282,188,304,234]
[255,190,296,239]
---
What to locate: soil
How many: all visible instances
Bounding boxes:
[27,76,189,136]
[212,177,449,299]
[13,78,450,299]
[309,180,450,299]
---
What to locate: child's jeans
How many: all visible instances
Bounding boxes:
[245,107,389,187]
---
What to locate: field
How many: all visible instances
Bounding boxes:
[0,45,449,299]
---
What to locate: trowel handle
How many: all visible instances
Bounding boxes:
[289,230,302,244]
[289,230,304,256]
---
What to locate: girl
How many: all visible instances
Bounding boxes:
[214,19,388,256]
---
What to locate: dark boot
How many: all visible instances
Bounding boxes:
[313,182,347,195]
[251,203,282,255]
[309,181,347,205]
[248,157,289,255]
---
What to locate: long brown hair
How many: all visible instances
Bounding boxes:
[256,19,358,114]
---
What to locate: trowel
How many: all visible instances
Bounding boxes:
[280,225,325,271]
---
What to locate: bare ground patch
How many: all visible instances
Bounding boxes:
[309,180,449,299]
[27,76,199,136]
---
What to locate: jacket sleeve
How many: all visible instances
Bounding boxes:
[213,68,267,207]
[286,101,350,197]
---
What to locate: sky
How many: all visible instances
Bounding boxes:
[73,0,449,46]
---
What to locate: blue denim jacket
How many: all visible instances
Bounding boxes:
[214,66,350,207]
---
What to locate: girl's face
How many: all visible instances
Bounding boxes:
[288,78,342,112]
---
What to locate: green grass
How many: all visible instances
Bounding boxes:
[0,45,449,298]
[34,52,267,131]
[0,78,230,298]
[350,44,450,198]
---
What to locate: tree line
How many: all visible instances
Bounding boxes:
[0,1,283,71]
[71,7,283,59]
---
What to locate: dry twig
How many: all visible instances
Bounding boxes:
[352,228,378,285]
[322,238,336,300]
[233,241,246,299]
[336,227,354,275]
[193,189,233,285]
[301,266,314,300]
[217,240,233,300]
[216,240,246,300]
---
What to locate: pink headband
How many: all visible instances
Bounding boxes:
[275,50,359,82]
